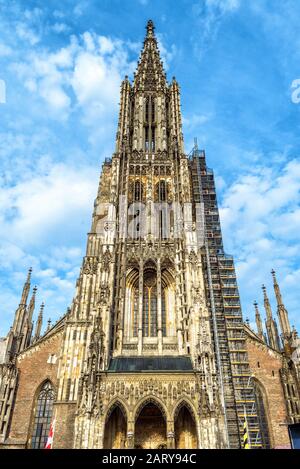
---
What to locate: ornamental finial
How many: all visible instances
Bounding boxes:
[146,19,155,37]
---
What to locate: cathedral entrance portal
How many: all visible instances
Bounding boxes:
[174,404,198,449]
[134,401,167,449]
[103,404,127,449]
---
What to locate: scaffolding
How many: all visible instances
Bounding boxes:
[189,144,263,448]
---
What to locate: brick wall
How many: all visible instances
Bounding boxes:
[246,337,290,449]
[6,330,63,448]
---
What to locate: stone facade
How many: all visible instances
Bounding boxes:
[0,20,299,450]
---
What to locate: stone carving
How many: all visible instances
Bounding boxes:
[83,257,99,275]
[102,247,112,272]
[97,282,110,305]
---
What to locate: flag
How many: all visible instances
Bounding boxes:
[243,415,250,449]
[45,419,56,449]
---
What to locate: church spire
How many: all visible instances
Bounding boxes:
[262,285,281,351]
[12,267,32,335]
[254,301,265,342]
[6,268,34,361]
[19,285,37,350]
[34,302,44,342]
[27,286,37,323]
[133,20,167,91]
[271,269,291,342]
[20,267,32,306]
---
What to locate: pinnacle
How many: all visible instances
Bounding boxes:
[146,19,155,38]
[134,20,166,91]
[271,268,276,280]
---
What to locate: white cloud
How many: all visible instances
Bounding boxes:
[15,22,40,46]
[219,158,300,328]
[0,43,12,57]
[0,79,5,103]
[192,0,240,57]
[0,162,98,248]
[52,22,71,34]
[206,0,240,11]
[11,31,136,128]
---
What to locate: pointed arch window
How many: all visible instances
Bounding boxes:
[31,381,55,449]
[253,380,271,448]
[143,271,157,337]
[162,289,167,337]
[134,180,143,201]
[145,127,149,151]
[151,126,155,151]
[151,98,155,123]
[156,180,167,202]
[132,287,139,337]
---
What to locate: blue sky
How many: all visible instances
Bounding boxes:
[0,0,300,336]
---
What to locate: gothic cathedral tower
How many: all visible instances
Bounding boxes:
[53,21,262,449]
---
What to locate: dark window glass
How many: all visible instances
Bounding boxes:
[162,290,167,337]
[254,381,271,449]
[156,180,167,202]
[31,381,55,449]
[134,181,143,201]
[143,272,157,337]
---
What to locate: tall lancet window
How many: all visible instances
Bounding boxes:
[162,289,167,337]
[145,126,149,151]
[253,380,271,448]
[31,381,55,449]
[144,96,155,152]
[132,287,139,337]
[143,270,157,337]
[134,180,143,201]
[151,126,155,151]
[151,97,155,151]
[156,180,167,201]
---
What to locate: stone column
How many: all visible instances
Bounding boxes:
[167,421,175,449]
[138,259,144,354]
[127,431,135,449]
[157,258,162,354]
[127,417,135,449]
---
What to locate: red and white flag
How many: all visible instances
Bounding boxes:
[45,419,56,449]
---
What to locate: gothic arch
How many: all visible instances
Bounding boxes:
[173,398,198,423]
[144,259,157,269]
[103,399,128,449]
[133,395,168,422]
[252,378,273,448]
[173,399,198,449]
[125,268,139,338]
[133,396,168,449]
[104,398,128,423]
[161,267,175,337]
[28,379,56,449]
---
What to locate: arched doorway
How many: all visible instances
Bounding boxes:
[134,401,167,449]
[174,403,198,449]
[103,404,127,449]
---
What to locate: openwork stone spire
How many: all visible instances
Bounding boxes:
[133,20,167,91]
